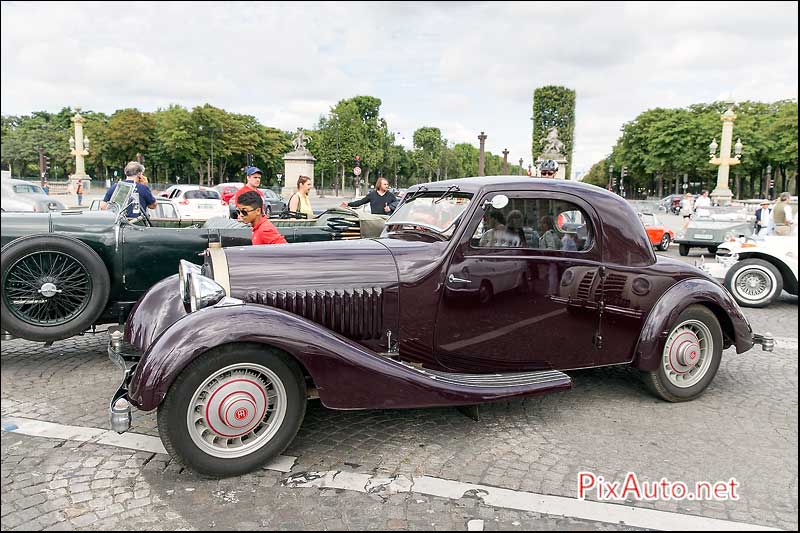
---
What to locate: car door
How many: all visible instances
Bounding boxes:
[121,224,212,292]
[434,191,603,373]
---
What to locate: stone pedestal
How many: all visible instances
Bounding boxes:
[281,150,316,198]
[535,154,568,179]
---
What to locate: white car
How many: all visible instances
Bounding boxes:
[1,178,66,212]
[702,235,798,308]
[160,185,228,220]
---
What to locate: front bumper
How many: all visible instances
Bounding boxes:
[107,326,143,434]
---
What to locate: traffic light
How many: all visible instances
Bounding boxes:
[769,178,775,190]
[246,153,254,166]
[612,177,618,187]
[355,155,361,168]
[43,156,50,177]
[621,166,628,179]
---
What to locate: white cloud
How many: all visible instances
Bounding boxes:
[1,1,797,177]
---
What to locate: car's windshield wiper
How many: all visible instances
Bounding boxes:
[404,186,429,203]
[434,185,460,204]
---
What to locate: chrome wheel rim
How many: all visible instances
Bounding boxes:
[662,319,713,388]
[187,363,287,459]
[3,251,92,326]
[733,267,774,303]
[660,235,669,248]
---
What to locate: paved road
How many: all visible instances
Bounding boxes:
[1,245,797,531]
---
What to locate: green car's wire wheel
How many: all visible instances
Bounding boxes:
[4,251,92,326]
[1,235,110,342]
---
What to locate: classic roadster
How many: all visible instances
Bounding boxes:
[108,177,773,477]
[0,181,386,343]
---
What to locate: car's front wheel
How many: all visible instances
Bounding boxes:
[643,305,723,402]
[157,344,306,478]
[724,259,783,308]
[1,235,110,342]
[678,244,690,256]
[658,233,671,251]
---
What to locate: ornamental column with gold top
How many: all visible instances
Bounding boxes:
[69,107,91,193]
[708,106,743,206]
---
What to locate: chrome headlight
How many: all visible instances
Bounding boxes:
[179,259,226,313]
[178,260,201,308]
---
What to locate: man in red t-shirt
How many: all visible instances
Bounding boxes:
[236,191,287,245]
[232,166,263,206]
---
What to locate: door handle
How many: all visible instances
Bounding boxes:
[448,274,471,284]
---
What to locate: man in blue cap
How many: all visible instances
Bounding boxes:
[232,166,263,207]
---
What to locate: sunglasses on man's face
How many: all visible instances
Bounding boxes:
[237,207,257,216]
[541,171,555,176]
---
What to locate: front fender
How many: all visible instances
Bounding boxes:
[632,278,754,371]
[127,303,570,411]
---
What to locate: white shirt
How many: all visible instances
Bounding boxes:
[694,195,712,208]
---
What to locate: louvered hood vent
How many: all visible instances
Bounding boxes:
[245,287,383,340]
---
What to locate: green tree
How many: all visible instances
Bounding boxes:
[106,108,157,170]
[532,86,576,176]
[413,127,442,180]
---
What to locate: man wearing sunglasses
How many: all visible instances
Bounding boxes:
[539,159,559,178]
[237,191,287,245]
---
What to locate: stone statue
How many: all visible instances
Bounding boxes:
[292,128,312,152]
[541,127,566,156]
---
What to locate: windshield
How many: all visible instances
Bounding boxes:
[108,181,134,213]
[693,206,750,221]
[184,190,220,200]
[386,191,473,237]
[13,184,45,194]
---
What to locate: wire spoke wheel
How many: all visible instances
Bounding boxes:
[3,251,92,326]
[661,319,713,388]
[735,269,771,300]
[187,363,288,459]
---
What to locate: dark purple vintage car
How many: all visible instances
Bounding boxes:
[108,177,773,477]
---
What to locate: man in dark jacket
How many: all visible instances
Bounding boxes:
[341,177,398,215]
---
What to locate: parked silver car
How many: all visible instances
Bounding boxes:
[675,205,753,256]
[0,178,66,212]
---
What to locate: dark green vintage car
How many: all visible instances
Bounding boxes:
[1,181,386,343]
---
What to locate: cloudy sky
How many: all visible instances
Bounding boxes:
[2,1,797,177]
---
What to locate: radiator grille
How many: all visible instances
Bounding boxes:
[245,287,383,340]
[576,271,595,301]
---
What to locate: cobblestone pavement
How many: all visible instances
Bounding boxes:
[1,247,797,530]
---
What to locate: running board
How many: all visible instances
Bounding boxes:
[396,360,572,389]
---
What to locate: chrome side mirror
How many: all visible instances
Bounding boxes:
[482,194,509,210]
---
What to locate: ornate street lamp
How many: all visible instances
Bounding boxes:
[707,106,742,205]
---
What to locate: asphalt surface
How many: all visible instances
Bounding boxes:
[1,220,797,531]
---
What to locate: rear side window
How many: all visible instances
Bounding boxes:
[184,190,220,200]
[471,196,594,252]
[13,184,44,194]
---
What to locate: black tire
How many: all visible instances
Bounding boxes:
[724,258,783,308]
[678,244,690,256]
[1,235,110,342]
[157,344,306,478]
[643,305,723,402]
[707,246,718,255]
[265,205,272,217]
[658,233,671,251]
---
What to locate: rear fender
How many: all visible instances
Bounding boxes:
[127,303,570,411]
[632,278,754,371]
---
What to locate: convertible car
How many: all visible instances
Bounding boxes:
[1,181,386,343]
[638,212,675,251]
[107,177,773,477]
[675,205,753,256]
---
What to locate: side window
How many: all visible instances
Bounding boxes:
[471,197,594,252]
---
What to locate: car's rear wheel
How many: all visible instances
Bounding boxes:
[643,305,722,402]
[724,259,783,308]
[265,205,272,217]
[678,244,690,256]
[658,233,671,251]
[707,246,718,255]
[157,344,306,478]
[1,235,110,342]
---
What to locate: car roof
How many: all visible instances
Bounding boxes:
[407,176,618,198]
